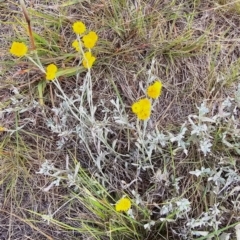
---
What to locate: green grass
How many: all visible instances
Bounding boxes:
[1,0,240,239]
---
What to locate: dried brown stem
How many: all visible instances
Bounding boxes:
[19,0,36,50]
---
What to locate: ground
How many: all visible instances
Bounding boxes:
[0,0,240,240]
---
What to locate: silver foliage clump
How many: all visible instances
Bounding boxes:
[137,85,240,161]
[37,156,80,192]
[159,198,191,220]
[187,204,222,235]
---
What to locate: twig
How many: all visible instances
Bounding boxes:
[19,0,36,50]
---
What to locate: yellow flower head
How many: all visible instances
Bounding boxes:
[137,109,151,120]
[46,64,58,81]
[72,21,86,34]
[72,39,81,51]
[131,101,141,114]
[82,31,98,49]
[131,98,151,120]
[115,197,131,212]
[0,126,6,131]
[147,81,163,99]
[82,51,96,69]
[10,42,28,57]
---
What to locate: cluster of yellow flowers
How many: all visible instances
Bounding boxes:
[10,41,58,81]
[132,98,151,120]
[131,81,162,120]
[9,21,98,81]
[72,21,98,69]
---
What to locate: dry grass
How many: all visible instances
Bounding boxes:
[1,0,240,239]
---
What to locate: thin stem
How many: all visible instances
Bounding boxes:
[27,56,45,73]
[76,35,94,119]
[20,0,36,50]
[34,51,45,71]
[52,79,87,125]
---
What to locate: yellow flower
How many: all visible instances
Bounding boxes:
[115,197,131,212]
[0,126,6,131]
[82,51,96,69]
[46,64,58,81]
[131,98,151,120]
[137,109,151,120]
[82,31,98,49]
[72,39,81,51]
[72,21,86,34]
[147,81,163,99]
[10,42,28,57]
[131,101,141,114]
